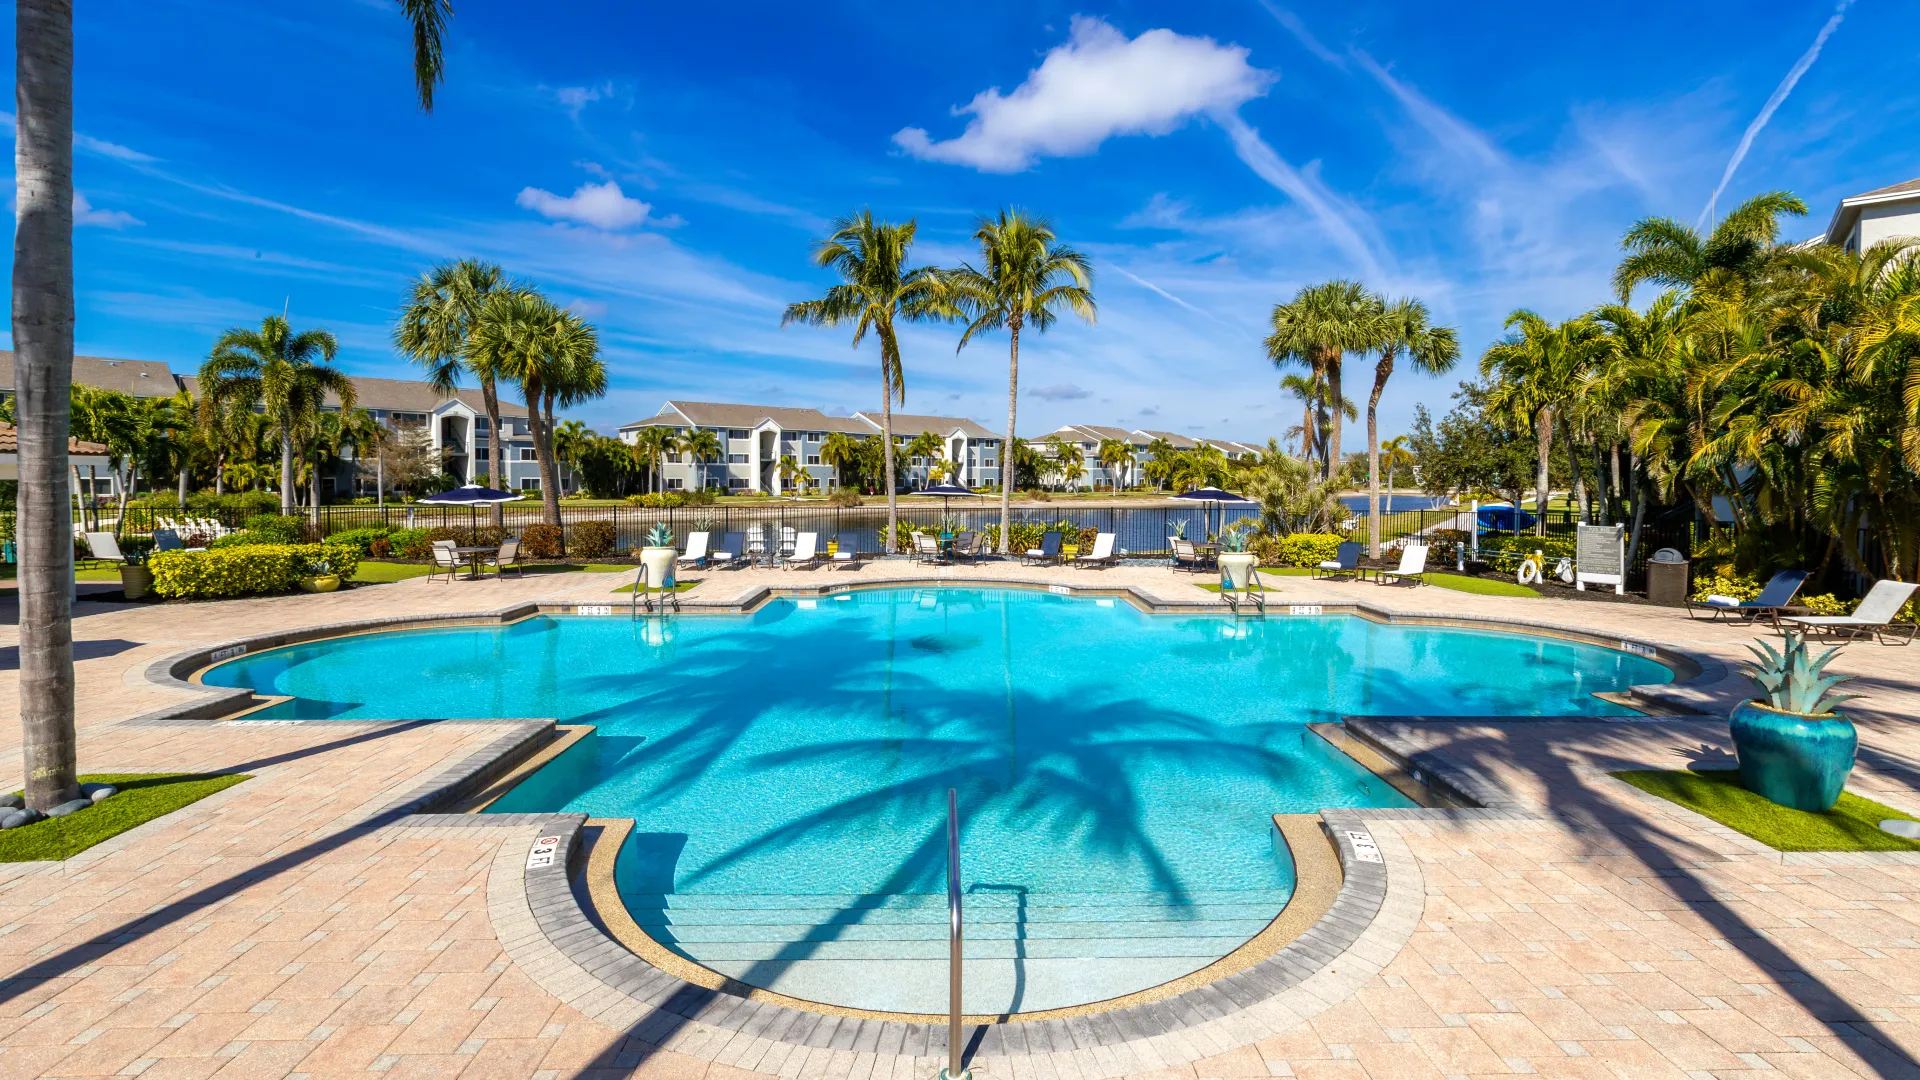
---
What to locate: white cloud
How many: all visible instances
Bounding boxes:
[75,132,157,163]
[1029,383,1091,401]
[551,81,614,116]
[73,192,141,229]
[515,180,656,230]
[893,16,1274,172]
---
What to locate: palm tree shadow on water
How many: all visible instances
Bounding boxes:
[1410,722,1920,1080]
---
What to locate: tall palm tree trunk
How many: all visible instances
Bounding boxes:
[1533,406,1552,537]
[482,381,503,526]
[177,465,188,505]
[1365,353,1393,559]
[15,0,79,811]
[1326,352,1344,485]
[1557,417,1587,524]
[279,429,295,514]
[998,318,1022,554]
[534,391,564,537]
[880,340,899,554]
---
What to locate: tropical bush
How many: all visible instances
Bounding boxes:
[241,514,306,543]
[381,527,429,558]
[322,526,393,555]
[827,490,864,507]
[1253,532,1343,568]
[1689,569,1863,618]
[570,520,617,557]
[520,523,564,558]
[623,490,717,508]
[1477,534,1575,561]
[149,543,361,599]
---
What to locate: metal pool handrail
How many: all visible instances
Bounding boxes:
[944,787,967,1080]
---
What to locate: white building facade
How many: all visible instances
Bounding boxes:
[1824,177,1920,253]
[854,412,1003,490]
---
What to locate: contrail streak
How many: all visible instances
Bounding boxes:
[1700,0,1854,226]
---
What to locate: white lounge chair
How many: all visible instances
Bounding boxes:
[677,531,711,570]
[1073,532,1117,567]
[830,532,863,571]
[1781,579,1920,645]
[1373,542,1430,587]
[784,532,822,571]
[84,531,125,565]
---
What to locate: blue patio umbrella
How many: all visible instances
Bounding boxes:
[905,482,984,527]
[420,483,525,505]
[1173,486,1251,539]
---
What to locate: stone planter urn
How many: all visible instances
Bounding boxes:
[1729,700,1856,812]
[640,546,678,587]
[1219,551,1258,591]
[297,574,341,594]
[119,564,153,600]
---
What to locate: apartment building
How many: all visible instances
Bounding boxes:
[854,412,1003,489]
[1824,177,1920,254]
[619,401,879,495]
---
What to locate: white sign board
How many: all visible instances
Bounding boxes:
[1345,830,1383,863]
[1575,524,1626,595]
[527,835,561,870]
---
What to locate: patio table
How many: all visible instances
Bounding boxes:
[452,545,499,580]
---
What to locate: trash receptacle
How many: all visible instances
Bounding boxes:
[1646,547,1689,606]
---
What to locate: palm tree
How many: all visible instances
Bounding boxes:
[1142,436,1178,490]
[1480,311,1599,535]
[467,289,601,528]
[1266,280,1383,484]
[553,418,594,493]
[198,315,355,515]
[950,209,1096,552]
[782,211,951,552]
[335,408,390,506]
[778,454,806,498]
[821,431,865,492]
[680,428,722,494]
[903,430,944,490]
[1612,191,1807,302]
[11,0,453,813]
[1097,438,1135,492]
[1379,435,1416,513]
[1364,298,1460,556]
[395,259,510,507]
[1042,435,1085,491]
[629,426,678,494]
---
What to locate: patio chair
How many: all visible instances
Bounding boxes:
[950,531,981,561]
[710,532,746,570]
[1022,531,1063,566]
[781,526,798,559]
[1072,532,1118,568]
[428,543,462,583]
[830,532,864,571]
[1170,537,1209,573]
[84,532,125,566]
[1780,579,1920,645]
[911,531,947,566]
[784,532,822,571]
[676,531,711,570]
[1372,542,1430,587]
[491,538,524,578]
[151,528,206,554]
[1314,541,1363,581]
[744,524,770,567]
[1686,569,1808,624]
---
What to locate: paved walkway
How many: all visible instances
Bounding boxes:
[1,564,1917,1079]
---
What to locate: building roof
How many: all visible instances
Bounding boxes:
[324,376,528,417]
[0,423,110,456]
[1134,429,1200,450]
[0,352,185,399]
[1056,424,1140,443]
[625,401,872,435]
[857,412,1002,440]
[1824,176,1920,245]
[1199,438,1263,456]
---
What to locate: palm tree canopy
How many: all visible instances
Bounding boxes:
[1612,190,1808,301]
[395,259,507,393]
[199,315,354,437]
[1380,297,1461,375]
[1265,280,1384,370]
[397,0,454,111]
[949,209,1096,347]
[781,210,949,405]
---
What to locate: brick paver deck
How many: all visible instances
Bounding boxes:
[1,563,1917,1079]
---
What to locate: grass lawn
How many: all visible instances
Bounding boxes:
[610,580,702,594]
[351,561,636,584]
[2,773,251,862]
[1613,769,1920,852]
[1192,567,1313,592]
[1425,572,1540,598]
[76,566,122,581]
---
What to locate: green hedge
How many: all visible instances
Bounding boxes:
[1254,533,1345,568]
[149,543,361,599]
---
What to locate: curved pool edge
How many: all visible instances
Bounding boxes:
[568,813,1342,1024]
[133,580,1723,726]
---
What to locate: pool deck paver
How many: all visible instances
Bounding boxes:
[0,563,1917,1079]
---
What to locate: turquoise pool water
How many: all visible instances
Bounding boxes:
[203,587,1670,1011]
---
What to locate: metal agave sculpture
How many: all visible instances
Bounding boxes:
[1745,632,1857,715]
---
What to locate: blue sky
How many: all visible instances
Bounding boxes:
[9,0,1920,444]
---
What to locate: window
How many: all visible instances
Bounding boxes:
[728,453,747,464]
[729,477,748,489]
[666,478,684,490]
[729,429,748,440]
[666,452,681,463]
[807,431,822,442]
[806,455,821,465]
[519,448,537,461]
[474,418,489,431]
[520,477,541,491]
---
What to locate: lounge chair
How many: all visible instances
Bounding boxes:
[1781,579,1920,645]
[84,532,125,566]
[1373,542,1430,587]
[1170,537,1211,573]
[710,532,746,570]
[1022,531,1063,566]
[830,532,864,571]
[1686,569,1808,623]
[1073,532,1117,568]
[784,532,822,571]
[744,524,770,567]
[676,531,711,570]
[913,532,947,566]
[428,543,462,583]
[1314,541,1363,581]
[492,538,524,578]
[151,528,207,554]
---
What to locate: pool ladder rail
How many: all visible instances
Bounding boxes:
[630,563,681,616]
[1219,565,1266,617]
[943,787,969,1080]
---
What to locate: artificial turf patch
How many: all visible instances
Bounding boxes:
[1424,572,1541,597]
[1612,769,1920,852]
[2,773,251,862]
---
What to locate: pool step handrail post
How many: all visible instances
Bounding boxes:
[941,786,969,1080]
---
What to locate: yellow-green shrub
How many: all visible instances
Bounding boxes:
[1257,533,1344,568]
[149,544,361,599]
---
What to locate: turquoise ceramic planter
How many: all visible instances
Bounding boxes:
[1728,700,1856,812]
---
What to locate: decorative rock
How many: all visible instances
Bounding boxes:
[1882,819,1920,840]
[0,808,43,829]
[45,798,93,818]
[0,794,21,811]
[81,783,117,803]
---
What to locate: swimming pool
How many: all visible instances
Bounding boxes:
[202,587,1671,1013]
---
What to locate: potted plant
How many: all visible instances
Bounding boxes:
[1728,632,1858,811]
[1167,517,1189,550]
[1217,525,1257,591]
[118,545,154,601]
[640,522,678,588]
[297,556,341,593]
